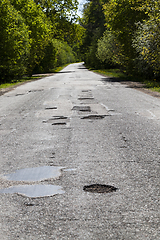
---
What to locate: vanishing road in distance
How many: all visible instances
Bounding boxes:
[0,63,159,239]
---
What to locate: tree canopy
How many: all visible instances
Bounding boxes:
[80,0,160,79]
[0,0,83,83]
[0,0,160,83]
[0,0,30,81]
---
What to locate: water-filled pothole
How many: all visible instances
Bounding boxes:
[81,115,106,120]
[3,166,63,181]
[83,184,117,193]
[0,185,65,198]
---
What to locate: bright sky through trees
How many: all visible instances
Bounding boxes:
[77,0,86,16]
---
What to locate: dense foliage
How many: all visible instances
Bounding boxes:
[0,0,84,83]
[1,0,159,83]
[0,0,30,81]
[80,0,106,68]
[81,0,160,80]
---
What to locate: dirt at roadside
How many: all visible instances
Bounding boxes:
[120,81,160,99]
[0,73,54,96]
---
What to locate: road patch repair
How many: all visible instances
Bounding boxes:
[42,116,69,126]
[72,106,91,112]
[81,114,106,119]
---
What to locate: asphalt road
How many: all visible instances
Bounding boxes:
[0,63,159,239]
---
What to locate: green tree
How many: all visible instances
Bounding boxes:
[35,39,76,73]
[34,0,78,21]
[81,0,106,68]
[72,24,86,61]
[34,0,79,42]
[132,1,160,78]
[102,0,147,71]
[33,0,85,73]
[97,30,121,67]
[10,0,51,75]
[0,0,30,83]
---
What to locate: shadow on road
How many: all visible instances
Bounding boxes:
[102,77,146,88]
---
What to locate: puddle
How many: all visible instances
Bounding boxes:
[81,115,106,120]
[72,106,91,112]
[4,166,63,181]
[0,185,65,198]
[83,184,117,193]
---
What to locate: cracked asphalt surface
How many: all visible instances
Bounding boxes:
[0,63,159,239]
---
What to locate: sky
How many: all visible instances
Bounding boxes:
[77,0,86,17]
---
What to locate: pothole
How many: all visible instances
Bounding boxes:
[45,107,57,110]
[3,166,64,181]
[43,116,68,123]
[72,106,91,112]
[0,185,65,198]
[52,122,66,125]
[81,115,106,119]
[49,152,55,159]
[83,184,117,193]
[28,89,44,93]
[52,116,68,120]
[82,90,91,92]
[24,202,35,206]
[15,93,25,96]
[78,97,94,100]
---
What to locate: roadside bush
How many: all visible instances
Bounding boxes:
[56,42,76,66]
[10,0,51,75]
[0,0,30,83]
[133,12,160,79]
[34,40,76,73]
[97,30,122,68]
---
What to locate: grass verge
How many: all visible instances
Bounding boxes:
[93,69,160,93]
[0,64,69,90]
[0,76,41,89]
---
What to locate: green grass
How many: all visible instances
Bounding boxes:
[93,68,160,93]
[93,69,127,79]
[51,64,69,73]
[144,80,160,92]
[0,64,69,90]
[0,76,40,89]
